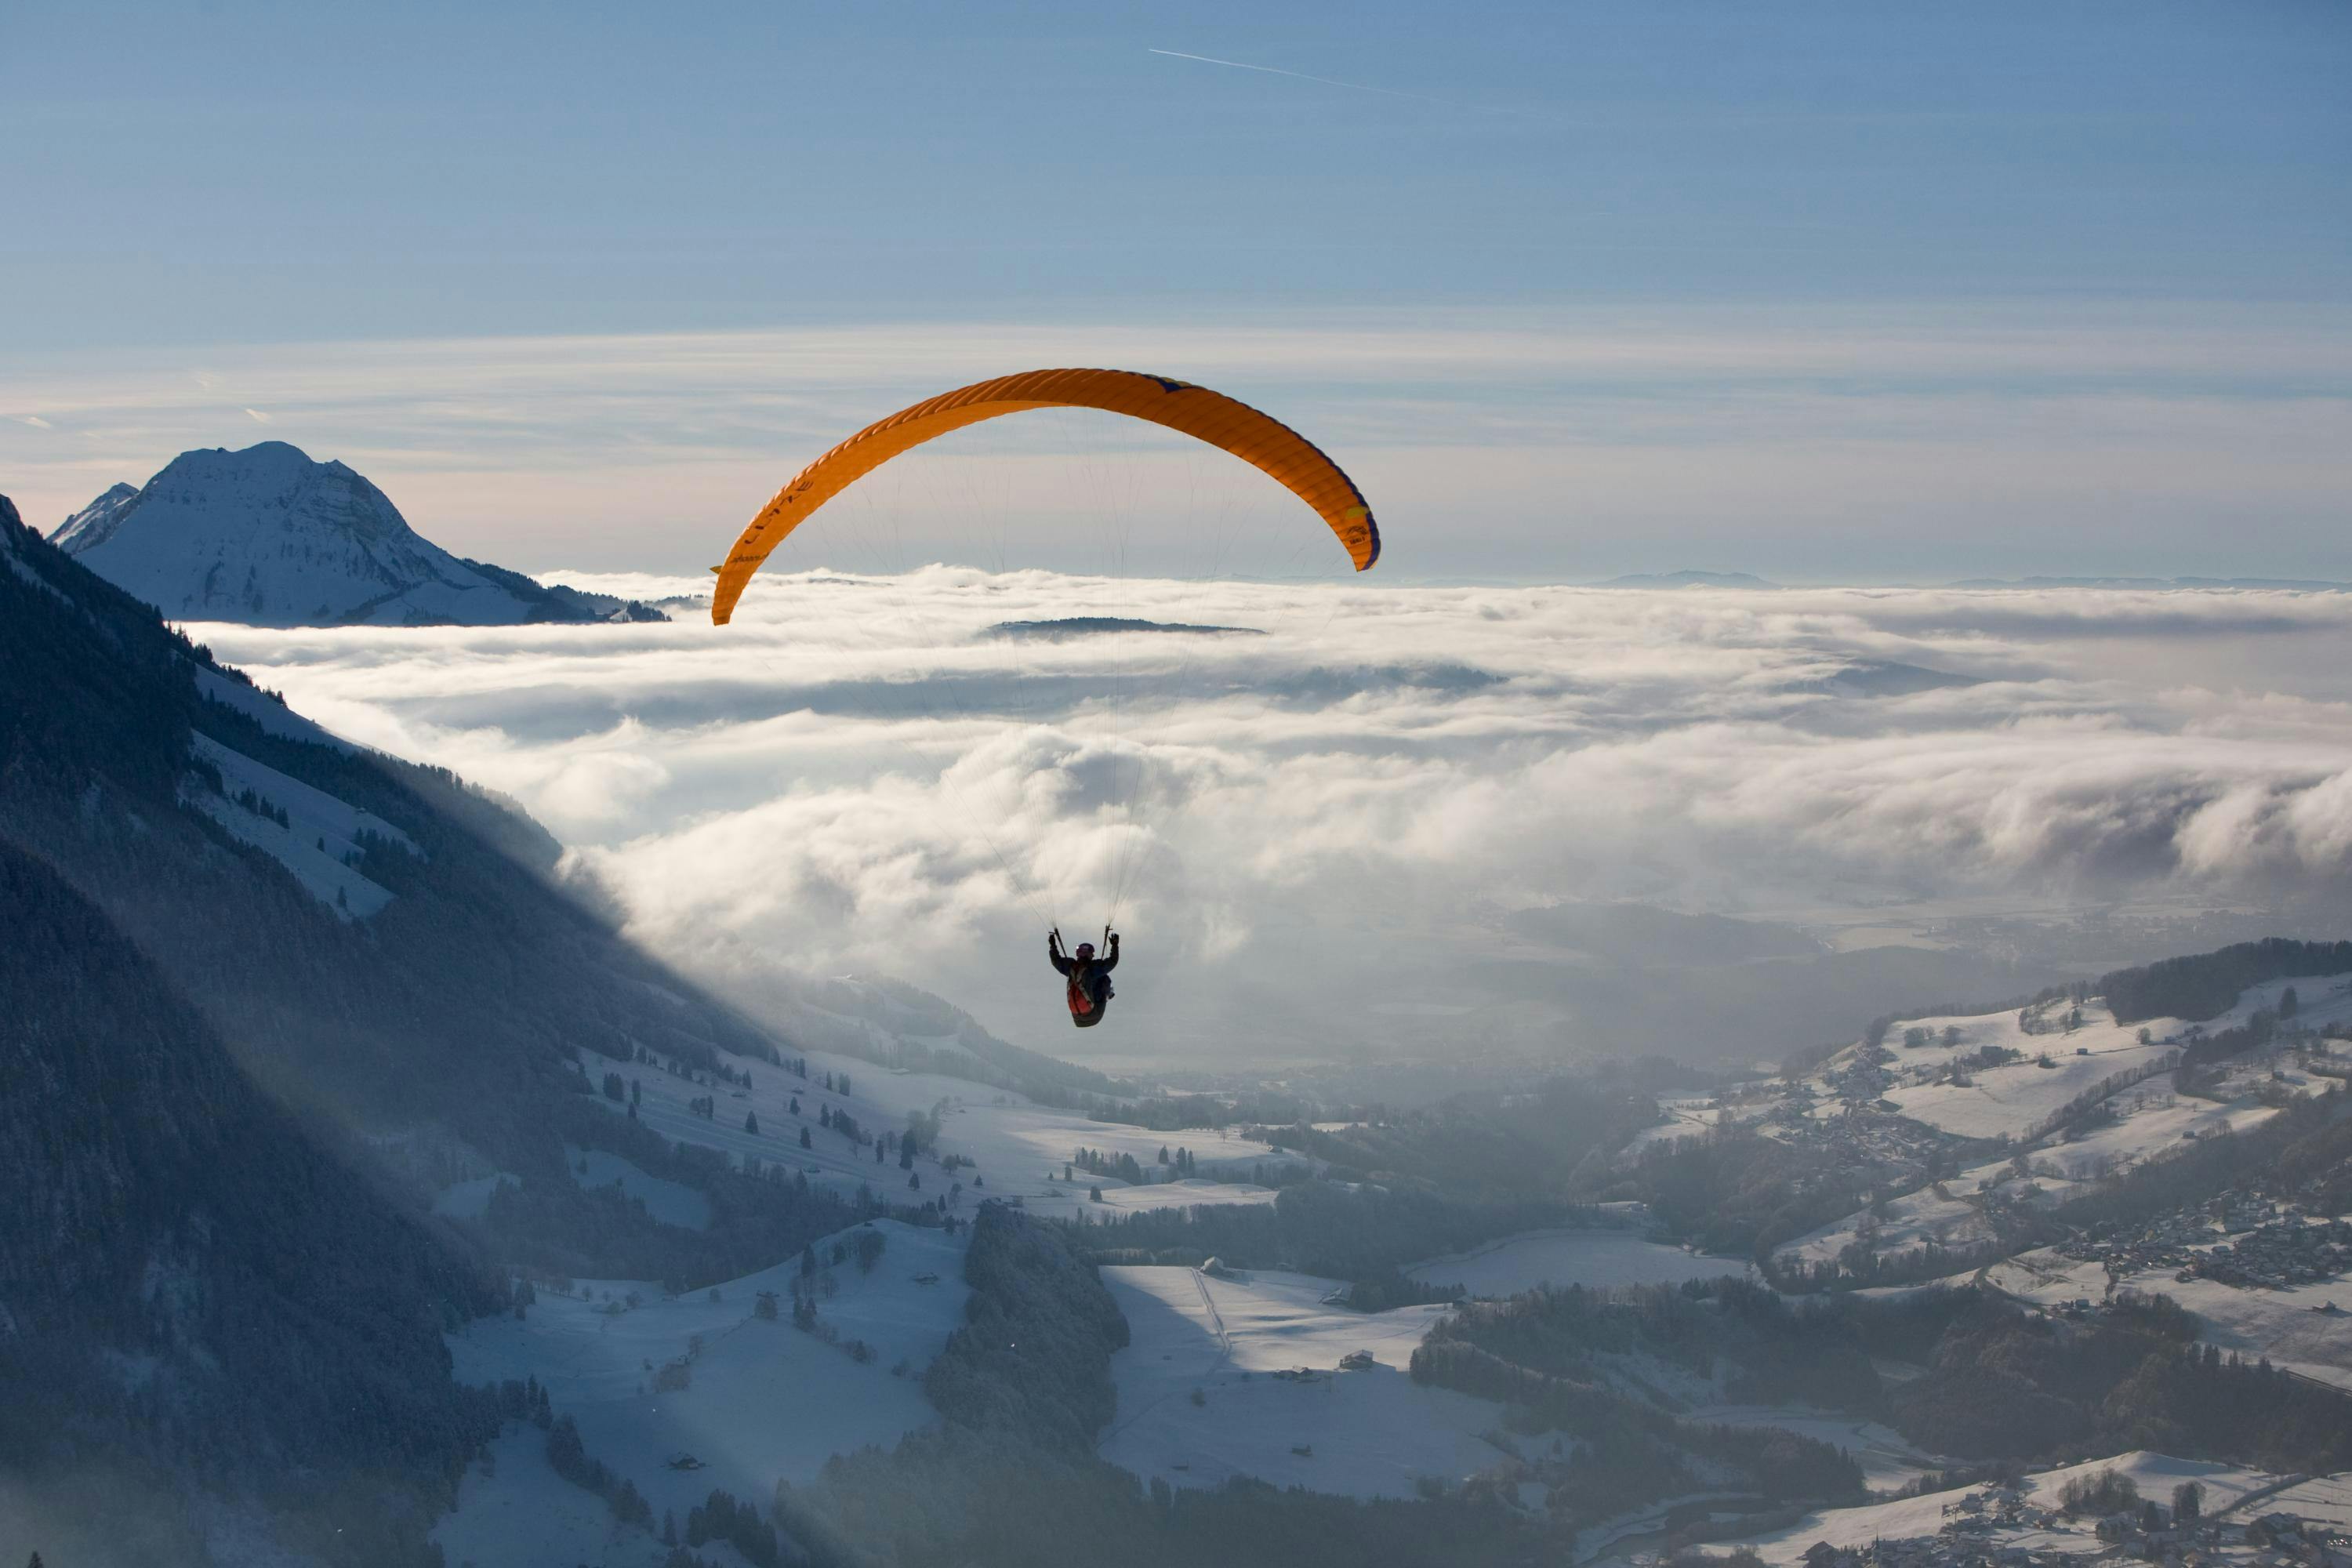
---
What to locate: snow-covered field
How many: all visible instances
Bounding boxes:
[1098,1265,1508,1501]
[437,1219,967,1568]
[1723,1453,2281,1566]
[1879,1042,2174,1145]
[1987,1247,2352,1392]
[565,1144,713,1230]
[2039,1093,2278,1181]
[1076,1175,1279,1216]
[1410,1229,1753,1298]
[2259,1475,2352,1531]
[2014,1454,2277,1519]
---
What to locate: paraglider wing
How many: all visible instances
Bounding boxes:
[710,368,1378,623]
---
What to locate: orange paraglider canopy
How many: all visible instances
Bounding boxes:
[710,368,1378,623]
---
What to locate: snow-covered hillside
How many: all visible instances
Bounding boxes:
[187,731,414,919]
[1738,974,2352,1279]
[1987,1247,2352,1393]
[1098,1265,1508,1501]
[553,1030,1294,1222]
[438,1219,968,1568]
[53,441,662,626]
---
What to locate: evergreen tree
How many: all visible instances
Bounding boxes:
[546,1413,586,1476]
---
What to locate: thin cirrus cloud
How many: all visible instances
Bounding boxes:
[191,572,2352,1064]
[2,305,2347,581]
[1145,47,1512,115]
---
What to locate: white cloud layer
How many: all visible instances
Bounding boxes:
[193,575,2352,1068]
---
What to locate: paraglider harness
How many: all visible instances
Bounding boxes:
[1051,927,1117,1029]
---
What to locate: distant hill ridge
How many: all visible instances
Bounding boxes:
[984,615,1261,640]
[50,440,667,626]
[1950,575,2351,590]
[1594,569,1779,590]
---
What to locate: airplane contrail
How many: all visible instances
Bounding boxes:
[1146,47,1499,113]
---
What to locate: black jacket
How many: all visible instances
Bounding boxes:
[1048,931,1119,982]
[1050,933,1119,1026]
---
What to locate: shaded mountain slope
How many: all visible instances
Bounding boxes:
[0,841,501,1567]
[3,495,1075,1283]
[2,494,773,1214]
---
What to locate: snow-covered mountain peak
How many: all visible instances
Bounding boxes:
[50,481,139,552]
[50,441,665,627]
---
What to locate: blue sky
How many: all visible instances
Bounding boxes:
[4,1,2348,577]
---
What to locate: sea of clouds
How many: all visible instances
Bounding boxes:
[192,574,2352,1072]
